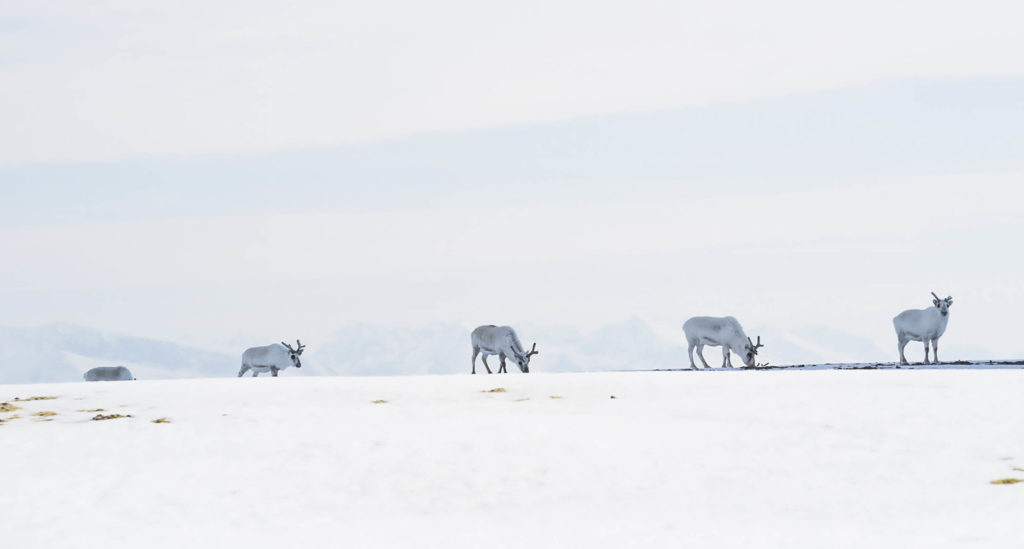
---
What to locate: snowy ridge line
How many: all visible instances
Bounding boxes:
[641,359,1024,372]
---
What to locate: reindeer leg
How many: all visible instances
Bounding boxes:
[687,341,698,370]
[696,345,711,369]
[923,341,931,364]
[472,347,480,374]
[897,334,909,365]
[252,370,260,377]
[238,364,250,378]
[722,346,731,368]
[932,339,940,364]
[271,366,279,377]
[498,354,507,374]
[481,354,493,374]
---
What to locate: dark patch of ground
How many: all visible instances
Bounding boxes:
[92,413,131,421]
[644,360,1024,372]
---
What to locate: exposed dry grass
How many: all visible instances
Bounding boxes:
[13,396,57,402]
[0,403,22,413]
[0,414,22,424]
[77,409,105,413]
[371,400,388,404]
[990,478,1024,485]
[32,411,57,417]
[151,418,172,424]
[483,388,506,393]
[92,414,130,421]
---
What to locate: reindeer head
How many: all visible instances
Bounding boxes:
[743,336,764,367]
[281,339,306,368]
[931,292,953,317]
[512,343,539,373]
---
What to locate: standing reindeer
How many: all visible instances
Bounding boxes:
[893,292,953,364]
[238,340,305,377]
[471,325,538,374]
[683,316,763,369]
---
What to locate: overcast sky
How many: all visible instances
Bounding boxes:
[4,0,1024,161]
[2,1,1023,362]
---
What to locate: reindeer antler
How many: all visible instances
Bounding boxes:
[527,342,539,357]
[281,341,295,352]
[748,336,764,353]
[931,291,940,301]
[295,339,305,353]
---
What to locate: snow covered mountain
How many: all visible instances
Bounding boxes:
[308,317,684,376]
[0,324,234,384]
[0,319,994,384]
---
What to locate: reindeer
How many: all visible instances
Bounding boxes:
[682,316,763,369]
[238,340,305,377]
[83,366,135,381]
[893,292,953,364]
[471,325,538,374]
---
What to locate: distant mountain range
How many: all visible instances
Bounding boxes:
[309,318,686,376]
[0,319,996,384]
[0,324,235,384]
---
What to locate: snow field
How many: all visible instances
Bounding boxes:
[2,370,1024,548]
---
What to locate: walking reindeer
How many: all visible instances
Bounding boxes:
[238,340,305,377]
[683,316,764,369]
[471,325,538,374]
[893,292,953,364]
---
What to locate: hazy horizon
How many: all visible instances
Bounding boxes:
[3,2,1023,374]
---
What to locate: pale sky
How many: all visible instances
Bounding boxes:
[3,0,1024,161]
[2,1,1023,363]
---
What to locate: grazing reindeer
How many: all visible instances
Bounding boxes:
[471,325,538,374]
[893,292,953,364]
[83,366,135,381]
[238,339,305,377]
[683,316,763,369]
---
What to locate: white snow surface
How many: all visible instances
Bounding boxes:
[3,370,1024,548]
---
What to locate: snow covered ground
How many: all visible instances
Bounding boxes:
[3,368,1024,548]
